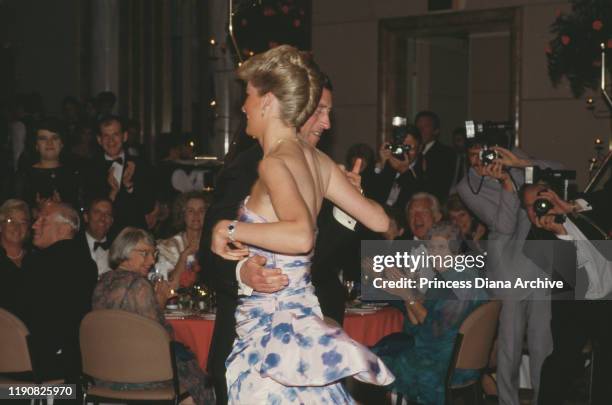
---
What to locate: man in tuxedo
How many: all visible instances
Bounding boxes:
[83,115,155,235]
[16,202,97,401]
[372,125,425,211]
[79,197,114,277]
[415,110,455,203]
[520,184,612,405]
[201,74,364,403]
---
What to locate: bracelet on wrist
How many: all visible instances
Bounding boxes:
[227,220,238,242]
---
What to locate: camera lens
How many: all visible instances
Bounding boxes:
[479,149,498,165]
[533,198,553,217]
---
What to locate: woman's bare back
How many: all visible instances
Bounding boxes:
[246,137,332,225]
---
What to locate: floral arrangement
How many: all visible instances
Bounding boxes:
[546,0,612,97]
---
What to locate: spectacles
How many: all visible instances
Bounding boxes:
[133,248,158,260]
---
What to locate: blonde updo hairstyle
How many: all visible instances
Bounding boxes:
[237,45,322,129]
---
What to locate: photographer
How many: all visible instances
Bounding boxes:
[372,124,425,210]
[456,141,562,405]
[521,183,612,405]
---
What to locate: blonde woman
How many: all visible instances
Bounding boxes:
[211,45,394,403]
[156,191,207,289]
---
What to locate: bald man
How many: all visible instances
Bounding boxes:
[17,202,97,394]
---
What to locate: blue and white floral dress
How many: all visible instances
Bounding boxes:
[225,199,395,404]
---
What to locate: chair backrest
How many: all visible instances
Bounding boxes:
[453,301,501,370]
[0,308,33,373]
[80,309,173,384]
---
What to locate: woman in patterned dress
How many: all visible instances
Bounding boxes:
[211,45,394,404]
[92,227,214,404]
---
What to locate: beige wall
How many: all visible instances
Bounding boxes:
[312,0,611,187]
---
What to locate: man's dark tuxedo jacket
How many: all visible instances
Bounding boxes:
[16,238,98,380]
[422,140,456,203]
[371,160,425,211]
[199,143,262,400]
[83,152,154,234]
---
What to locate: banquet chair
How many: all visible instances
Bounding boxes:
[80,309,189,404]
[0,308,64,405]
[444,301,502,405]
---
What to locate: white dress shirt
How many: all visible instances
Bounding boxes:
[105,151,126,187]
[556,218,612,299]
[85,232,111,277]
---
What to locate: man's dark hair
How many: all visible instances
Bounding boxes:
[96,115,125,135]
[320,72,333,92]
[85,197,114,215]
[414,110,440,130]
[404,124,422,145]
[96,91,117,106]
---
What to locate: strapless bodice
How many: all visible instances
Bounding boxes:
[238,197,315,294]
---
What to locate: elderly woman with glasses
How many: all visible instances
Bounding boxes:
[92,227,214,405]
[0,199,31,312]
[371,221,489,405]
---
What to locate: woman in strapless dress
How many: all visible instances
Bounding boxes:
[211,45,394,404]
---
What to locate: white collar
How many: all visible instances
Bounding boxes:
[104,150,126,163]
[422,140,436,155]
[85,231,107,251]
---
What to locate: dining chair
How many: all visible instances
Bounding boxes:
[0,308,65,405]
[444,300,502,405]
[80,309,189,404]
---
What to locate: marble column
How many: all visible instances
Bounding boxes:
[209,0,243,157]
[90,0,120,106]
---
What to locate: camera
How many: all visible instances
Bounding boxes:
[386,116,410,160]
[465,120,515,166]
[479,147,498,166]
[525,166,577,223]
[533,198,554,217]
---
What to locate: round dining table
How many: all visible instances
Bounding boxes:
[168,306,403,370]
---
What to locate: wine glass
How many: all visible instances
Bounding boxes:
[344,280,355,302]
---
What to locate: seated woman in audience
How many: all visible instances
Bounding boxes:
[446,193,487,252]
[15,117,81,209]
[92,227,214,405]
[156,192,207,289]
[371,221,488,405]
[0,199,31,312]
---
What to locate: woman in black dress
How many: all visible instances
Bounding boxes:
[16,117,81,209]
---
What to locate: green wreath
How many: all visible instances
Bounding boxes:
[546,0,612,97]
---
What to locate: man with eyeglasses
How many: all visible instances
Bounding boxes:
[15,202,98,402]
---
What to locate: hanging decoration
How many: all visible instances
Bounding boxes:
[546,0,612,97]
[228,0,311,63]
